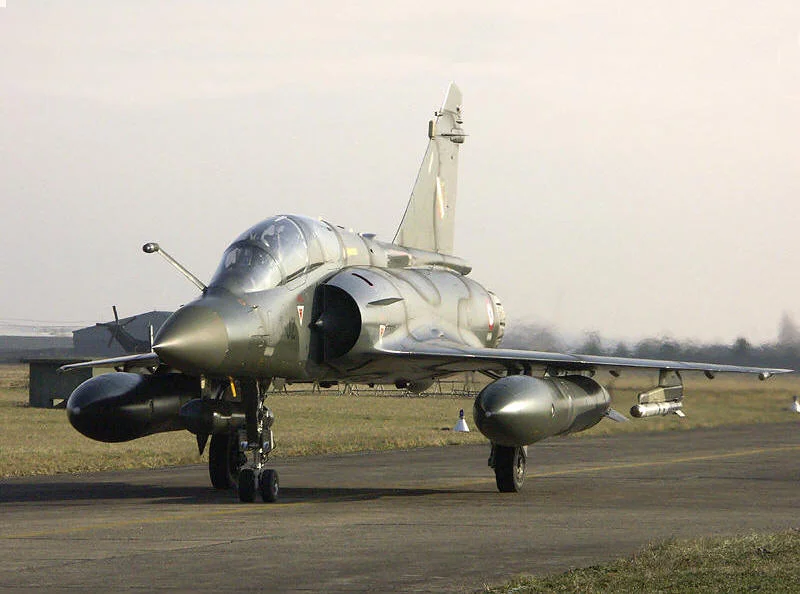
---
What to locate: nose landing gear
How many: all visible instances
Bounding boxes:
[236,378,279,503]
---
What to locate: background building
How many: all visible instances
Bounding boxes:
[73,310,173,357]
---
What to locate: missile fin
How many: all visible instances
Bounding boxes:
[604,408,629,423]
[197,433,209,456]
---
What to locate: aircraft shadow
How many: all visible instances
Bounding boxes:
[0,481,224,505]
[278,486,481,503]
[0,482,484,505]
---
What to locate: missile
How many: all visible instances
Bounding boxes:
[630,400,684,418]
[178,398,246,436]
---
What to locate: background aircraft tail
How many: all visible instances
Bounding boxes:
[393,83,466,255]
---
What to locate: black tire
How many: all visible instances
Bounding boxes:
[494,445,525,493]
[209,432,241,490]
[259,469,279,503]
[238,468,256,503]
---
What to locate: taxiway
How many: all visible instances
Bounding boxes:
[1,422,798,592]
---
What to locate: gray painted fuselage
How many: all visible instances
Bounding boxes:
[153,214,505,387]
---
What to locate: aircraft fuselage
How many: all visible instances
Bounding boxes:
[152,214,506,387]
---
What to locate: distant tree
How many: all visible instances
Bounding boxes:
[658,337,683,360]
[730,336,752,364]
[579,331,603,355]
[633,337,662,359]
[732,336,751,354]
[778,312,800,345]
[633,336,682,360]
[531,325,566,351]
[501,322,565,352]
[612,342,631,357]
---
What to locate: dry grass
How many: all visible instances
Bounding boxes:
[1,365,799,478]
[0,365,485,477]
[485,529,800,593]
[583,370,800,436]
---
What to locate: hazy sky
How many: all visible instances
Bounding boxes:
[1,1,799,344]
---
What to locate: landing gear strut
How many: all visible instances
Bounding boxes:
[490,444,526,493]
[236,378,279,503]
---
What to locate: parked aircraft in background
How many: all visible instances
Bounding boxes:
[62,84,790,502]
[95,306,153,354]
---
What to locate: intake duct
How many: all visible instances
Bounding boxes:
[310,284,362,362]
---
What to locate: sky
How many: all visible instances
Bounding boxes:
[1,1,799,344]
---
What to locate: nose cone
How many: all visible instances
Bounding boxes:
[153,303,229,373]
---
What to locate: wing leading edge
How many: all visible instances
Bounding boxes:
[60,343,791,378]
[375,341,792,378]
[59,352,160,373]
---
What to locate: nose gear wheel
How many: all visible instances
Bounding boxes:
[236,378,279,503]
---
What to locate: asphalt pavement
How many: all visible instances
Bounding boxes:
[1,422,798,592]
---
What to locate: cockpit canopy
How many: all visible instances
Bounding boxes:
[209,215,343,294]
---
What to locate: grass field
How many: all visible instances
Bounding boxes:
[485,529,800,593]
[2,364,799,478]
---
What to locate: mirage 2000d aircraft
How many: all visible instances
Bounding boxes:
[62,84,791,503]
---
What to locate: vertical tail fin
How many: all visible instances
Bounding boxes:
[393,83,466,255]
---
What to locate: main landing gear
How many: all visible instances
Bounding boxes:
[208,430,243,490]
[207,378,279,503]
[489,443,527,493]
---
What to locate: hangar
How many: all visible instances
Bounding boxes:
[73,310,172,357]
[26,310,172,407]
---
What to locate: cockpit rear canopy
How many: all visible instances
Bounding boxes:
[209,215,342,294]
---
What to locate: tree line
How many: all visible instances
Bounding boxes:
[501,312,800,370]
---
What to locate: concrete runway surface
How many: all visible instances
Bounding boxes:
[1,422,798,593]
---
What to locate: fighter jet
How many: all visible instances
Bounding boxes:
[61,84,791,502]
